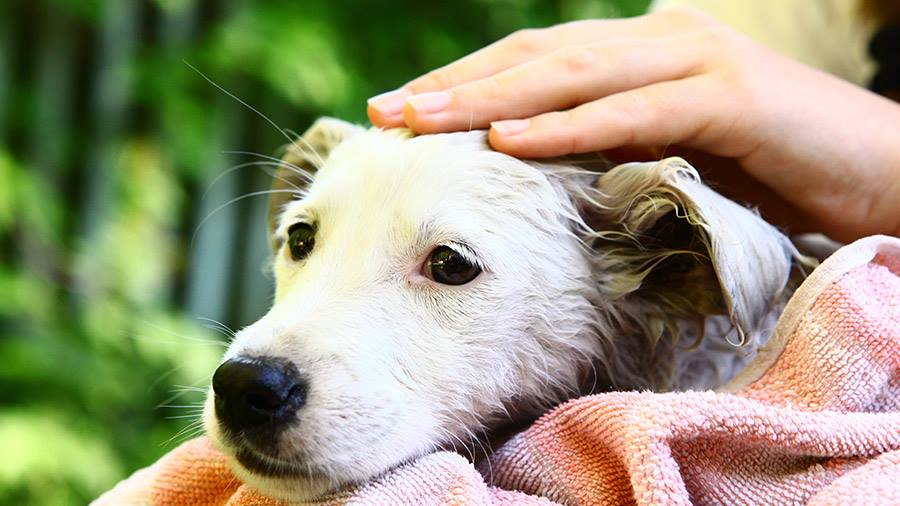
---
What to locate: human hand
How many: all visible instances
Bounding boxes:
[367,8,900,242]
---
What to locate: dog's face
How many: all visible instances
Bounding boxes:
[204,126,604,500]
[203,119,801,501]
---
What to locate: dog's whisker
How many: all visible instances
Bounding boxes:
[443,411,489,464]
[196,316,238,340]
[475,425,495,485]
[202,324,235,340]
[283,134,325,170]
[223,151,316,189]
[222,151,314,182]
[159,406,206,413]
[165,414,204,420]
[164,417,203,436]
[127,333,227,348]
[268,170,307,194]
[202,160,280,200]
[169,388,206,395]
[170,385,208,394]
[155,377,210,414]
[126,332,227,349]
[197,316,236,335]
[184,61,324,169]
[257,167,309,202]
[142,367,181,396]
[156,392,206,410]
[197,322,234,337]
[132,318,229,347]
[162,420,207,448]
[278,127,334,170]
[191,189,301,247]
[438,426,475,463]
[201,161,306,202]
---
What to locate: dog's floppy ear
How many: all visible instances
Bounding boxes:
[267,117,363,250]
[572,157,809,346]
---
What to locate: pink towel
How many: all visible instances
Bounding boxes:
[94,235,900,505]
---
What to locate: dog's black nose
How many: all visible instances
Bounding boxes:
[212,357,306,433]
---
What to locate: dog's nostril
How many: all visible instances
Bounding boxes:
[245,392,279,412]
[212,357,307,433]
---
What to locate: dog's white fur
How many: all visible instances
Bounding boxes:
[203,118,802,501]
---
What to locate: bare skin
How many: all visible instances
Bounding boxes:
[367,8,900,242]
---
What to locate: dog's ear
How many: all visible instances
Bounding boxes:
[267,117,364,250]
[569,157,809,346]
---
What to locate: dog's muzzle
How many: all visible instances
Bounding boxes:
[212,356,307,435]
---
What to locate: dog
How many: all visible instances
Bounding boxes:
[202,117,805,501]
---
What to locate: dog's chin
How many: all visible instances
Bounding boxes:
[204,423,347,500]
[225,443,350,502]
[232,445,315,479]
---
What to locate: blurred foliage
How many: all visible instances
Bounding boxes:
[0,0,648,503]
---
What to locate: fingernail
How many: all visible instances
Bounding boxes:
[491,119,530,136]
[367,89,409,118]
[406,91,452,115]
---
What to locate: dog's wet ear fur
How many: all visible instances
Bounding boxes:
[566,157,810,347]
[267,117,363,250]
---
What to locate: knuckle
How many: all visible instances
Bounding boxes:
[472,74,506,100]
[549,19,599,36]
[626,87,664,118]
[657,7,744,51]
[698,23,743,54]
[716,63,748,89]
[714,64,760,109]
[409,70,456,93]
[504,28,544,55]
[610,91,654,145]
[554,45,598,75]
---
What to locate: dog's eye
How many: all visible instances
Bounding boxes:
[286,223,315,261]
[426,246,481,285]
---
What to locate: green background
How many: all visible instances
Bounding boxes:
[0,0,649,503]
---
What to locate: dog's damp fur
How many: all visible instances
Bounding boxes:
[203,118,807,501]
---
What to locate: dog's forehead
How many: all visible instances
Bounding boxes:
[289,130,549,236]
[321,131,498,201]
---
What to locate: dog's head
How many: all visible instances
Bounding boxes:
[203,118,802,500]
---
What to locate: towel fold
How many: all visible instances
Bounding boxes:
[94,235,900,505]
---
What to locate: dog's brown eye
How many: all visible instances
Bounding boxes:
[426,246,481,285]
[287,223,315,261]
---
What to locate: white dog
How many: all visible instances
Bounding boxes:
[203,118,803,501]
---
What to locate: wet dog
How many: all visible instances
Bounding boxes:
[203,118,802,501]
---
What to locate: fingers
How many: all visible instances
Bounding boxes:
[487,76,739,158]
[368,11,707,127]
[403,16,661,93]
[367,23,570,128]
[397,37,710,133]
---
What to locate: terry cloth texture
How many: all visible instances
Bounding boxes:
[94,235,900,505]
